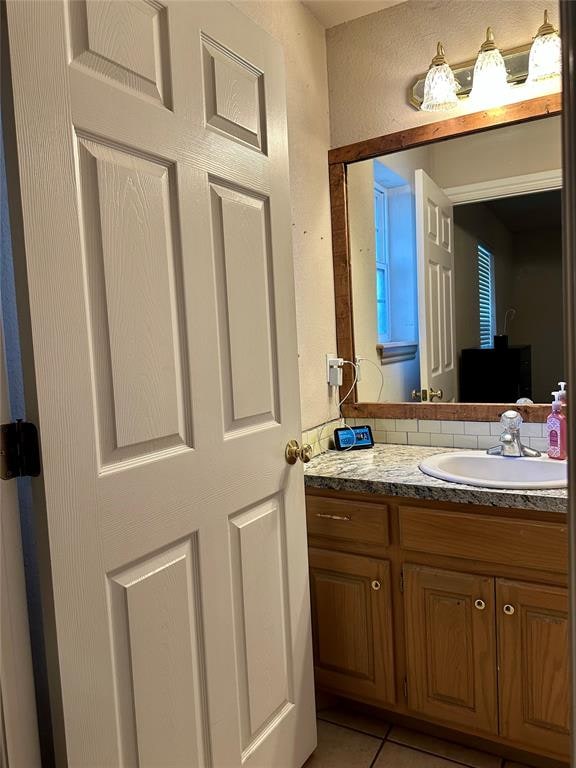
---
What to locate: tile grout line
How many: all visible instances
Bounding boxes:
[386,738,501,768]
[316,713,504,768]
[316,714,391,742]
[368,739,386,768]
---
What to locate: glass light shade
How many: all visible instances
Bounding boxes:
[470,31,510,107]
[421,64,460,111]
[420,43,460,112]
[527,20,561,83]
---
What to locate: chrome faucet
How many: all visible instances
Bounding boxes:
[486,410,541,458]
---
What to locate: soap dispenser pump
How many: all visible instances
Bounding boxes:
[547,391,567,460]
[558,381,567,405]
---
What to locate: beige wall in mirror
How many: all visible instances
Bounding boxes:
[348,116,562,405]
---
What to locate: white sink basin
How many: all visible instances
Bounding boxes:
[419,451,567,490]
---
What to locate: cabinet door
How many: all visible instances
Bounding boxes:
[308,548,395,705]
[404,565,497,734]
[497,580,570,758]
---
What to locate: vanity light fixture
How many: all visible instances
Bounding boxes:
[527,10,561,83]
[420,42,460,112]
[470,27,510,107]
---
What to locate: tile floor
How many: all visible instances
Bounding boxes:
[304,704,531,768]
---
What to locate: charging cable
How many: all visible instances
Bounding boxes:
[356,357,385,402]
[317,360,359,452]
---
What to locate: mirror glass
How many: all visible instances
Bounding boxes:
[348,116,563,405]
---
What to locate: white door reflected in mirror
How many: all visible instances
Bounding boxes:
[415,169,457,402]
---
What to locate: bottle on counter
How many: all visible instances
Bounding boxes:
[558,381,567,406]
[547,391,567,460]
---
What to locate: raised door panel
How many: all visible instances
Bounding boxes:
[108,538,209,766]
[309,549,395,706]
[202,34,266,151]
[497,580,570,758]
[229,498,293,762]
[209,180,279,435]
[68,0,172,106]
[404,565,497,734]
[76,136,193,469]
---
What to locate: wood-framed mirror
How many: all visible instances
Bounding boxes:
[329,93,562,422]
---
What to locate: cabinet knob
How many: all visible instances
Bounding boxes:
[474,599,486,610]
[503,604,515,615]
[371,580,381,591]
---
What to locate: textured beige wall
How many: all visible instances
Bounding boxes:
[326,0,558,147]
[233,1,338,429]
[429,117,562,188]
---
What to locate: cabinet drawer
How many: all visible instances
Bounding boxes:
[399,506,567,573]
[306,496,389,547]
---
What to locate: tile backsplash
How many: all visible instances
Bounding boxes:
[304,418,548,455]
[347,418,549,452]
[302,418,344,457]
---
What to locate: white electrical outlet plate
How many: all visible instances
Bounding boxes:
[326,354,343,387]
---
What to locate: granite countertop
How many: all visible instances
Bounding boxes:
[304,444,567,514]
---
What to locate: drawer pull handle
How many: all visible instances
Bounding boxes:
[474,599,486,611]
[371,580,381,591]
[503,604,515,615]
[316,513,352,521]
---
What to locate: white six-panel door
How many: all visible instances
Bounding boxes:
[415,169,457,402]
[5,2,315,765]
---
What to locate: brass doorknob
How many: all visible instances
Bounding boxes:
[429,388,444,401]
[285,440,313,465]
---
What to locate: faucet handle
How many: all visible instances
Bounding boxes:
[500,409,523,431]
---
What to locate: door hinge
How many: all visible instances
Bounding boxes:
[400,570,404,593]
[403,678,408,699]
[0,420,41,480]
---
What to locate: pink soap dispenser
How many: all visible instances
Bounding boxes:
[547,391,567,460]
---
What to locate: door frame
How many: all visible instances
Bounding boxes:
[1,6,42,759]
[560,2,576,764]
[0,328,41,767]
[445,168,562,205]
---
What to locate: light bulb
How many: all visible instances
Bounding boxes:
[470,28,510,108]
[527,10,561,84]
[420,42,460,112]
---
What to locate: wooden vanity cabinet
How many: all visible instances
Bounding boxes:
[403,564,498,734]
[306,488,570,763]
[497,580,570,756]
[308,548,395,706]
[404,567,570,755]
